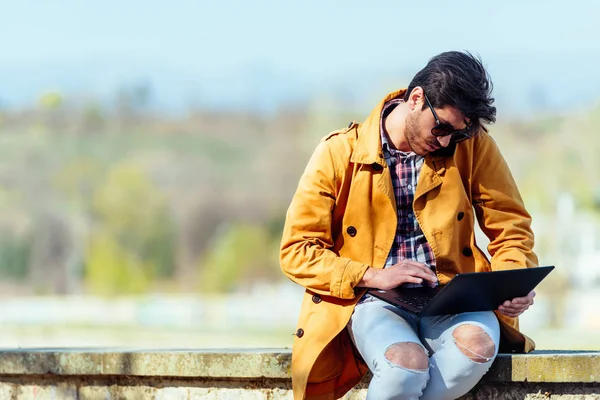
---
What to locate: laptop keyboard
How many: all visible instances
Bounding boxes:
[395,295,434,310]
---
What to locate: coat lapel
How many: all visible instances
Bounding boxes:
[414,154,446,202]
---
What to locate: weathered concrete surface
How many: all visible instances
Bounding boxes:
[0,348,292,378]
[510,351,599,382]
[0,348,598,382]
[0,349,597,399]
[0,382,598,399]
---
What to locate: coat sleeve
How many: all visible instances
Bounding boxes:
[279,139,369,299]
[470,133,539,271]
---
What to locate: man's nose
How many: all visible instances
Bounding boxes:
[437,134,452,148]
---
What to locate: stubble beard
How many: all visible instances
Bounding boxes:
[404,113,424,155]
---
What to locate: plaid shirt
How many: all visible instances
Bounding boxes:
[359,99,437,304]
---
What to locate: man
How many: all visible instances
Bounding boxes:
[280,51,538,400]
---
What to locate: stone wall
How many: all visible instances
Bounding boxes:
[0,349,598,399]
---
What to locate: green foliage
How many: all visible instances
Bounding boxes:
[198,223,280,293]
[53,157,104,207]
[85,230,152,295]
[493,106,600,215]
[81,104,106,133]
[1,88,599,298]
[84,163,175,295]
[38,91,63,110]
[0,230,32,280]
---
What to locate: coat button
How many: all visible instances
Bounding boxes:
[371,163,383,172]
[312,294,322,304]
[295,328,304,338]
[347,226,357,237]
[457,212,465,221]
[462,247,473,257]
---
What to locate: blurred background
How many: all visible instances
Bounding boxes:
[0,0,599,350]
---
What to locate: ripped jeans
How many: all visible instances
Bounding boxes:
[348,300,500,400]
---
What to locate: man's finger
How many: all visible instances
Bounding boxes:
[401,268,436,283]
[416,269,437,282]
[503,302,529,309]
[500,304,528,314]
[510,297,531,305]
[498,307,525,317]
[501,311,521,318]
[409,265,437,282]
[402,276,424,285]
[500,303,527,310]
[402,260,433,274]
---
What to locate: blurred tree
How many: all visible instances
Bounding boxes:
[594,189,600,212]
[198,222,280,293]
[38,91,63,110]
[86,230,152,295]
[177,194,230,290]
[38,91,65,135]
[53,157,104,207]
[0,229,32,281]
[29,212,75,294]
[80,103,106,135]
[85,163,175,295]
[115,80,153,130]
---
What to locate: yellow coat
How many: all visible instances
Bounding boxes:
[280,89,539,400]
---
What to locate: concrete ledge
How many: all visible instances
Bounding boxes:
[0,348,292,379]
[0,348,598,382]
[0,348,598,399]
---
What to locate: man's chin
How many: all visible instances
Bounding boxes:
[412,145,428,156]
[406,137,427,156]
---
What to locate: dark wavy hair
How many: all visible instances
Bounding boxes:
[404,51,496,133]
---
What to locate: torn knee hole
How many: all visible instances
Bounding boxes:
[384,342,428,370]
[452,324,495,363]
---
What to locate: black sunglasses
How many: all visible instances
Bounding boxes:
[424,94,474,143]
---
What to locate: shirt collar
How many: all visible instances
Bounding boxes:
[380,99,421,159]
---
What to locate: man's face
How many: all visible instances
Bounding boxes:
[404,97,469,156]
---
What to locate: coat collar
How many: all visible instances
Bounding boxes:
[351,89,406,165]
[351,88,450,177]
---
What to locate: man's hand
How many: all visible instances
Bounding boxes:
[358,260,438,290]
[498,290,535,317]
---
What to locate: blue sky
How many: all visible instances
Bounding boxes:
[1,0,600,115]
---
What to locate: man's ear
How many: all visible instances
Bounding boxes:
[409,87,424,110]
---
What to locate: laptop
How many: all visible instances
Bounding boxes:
[368,266,554,316]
